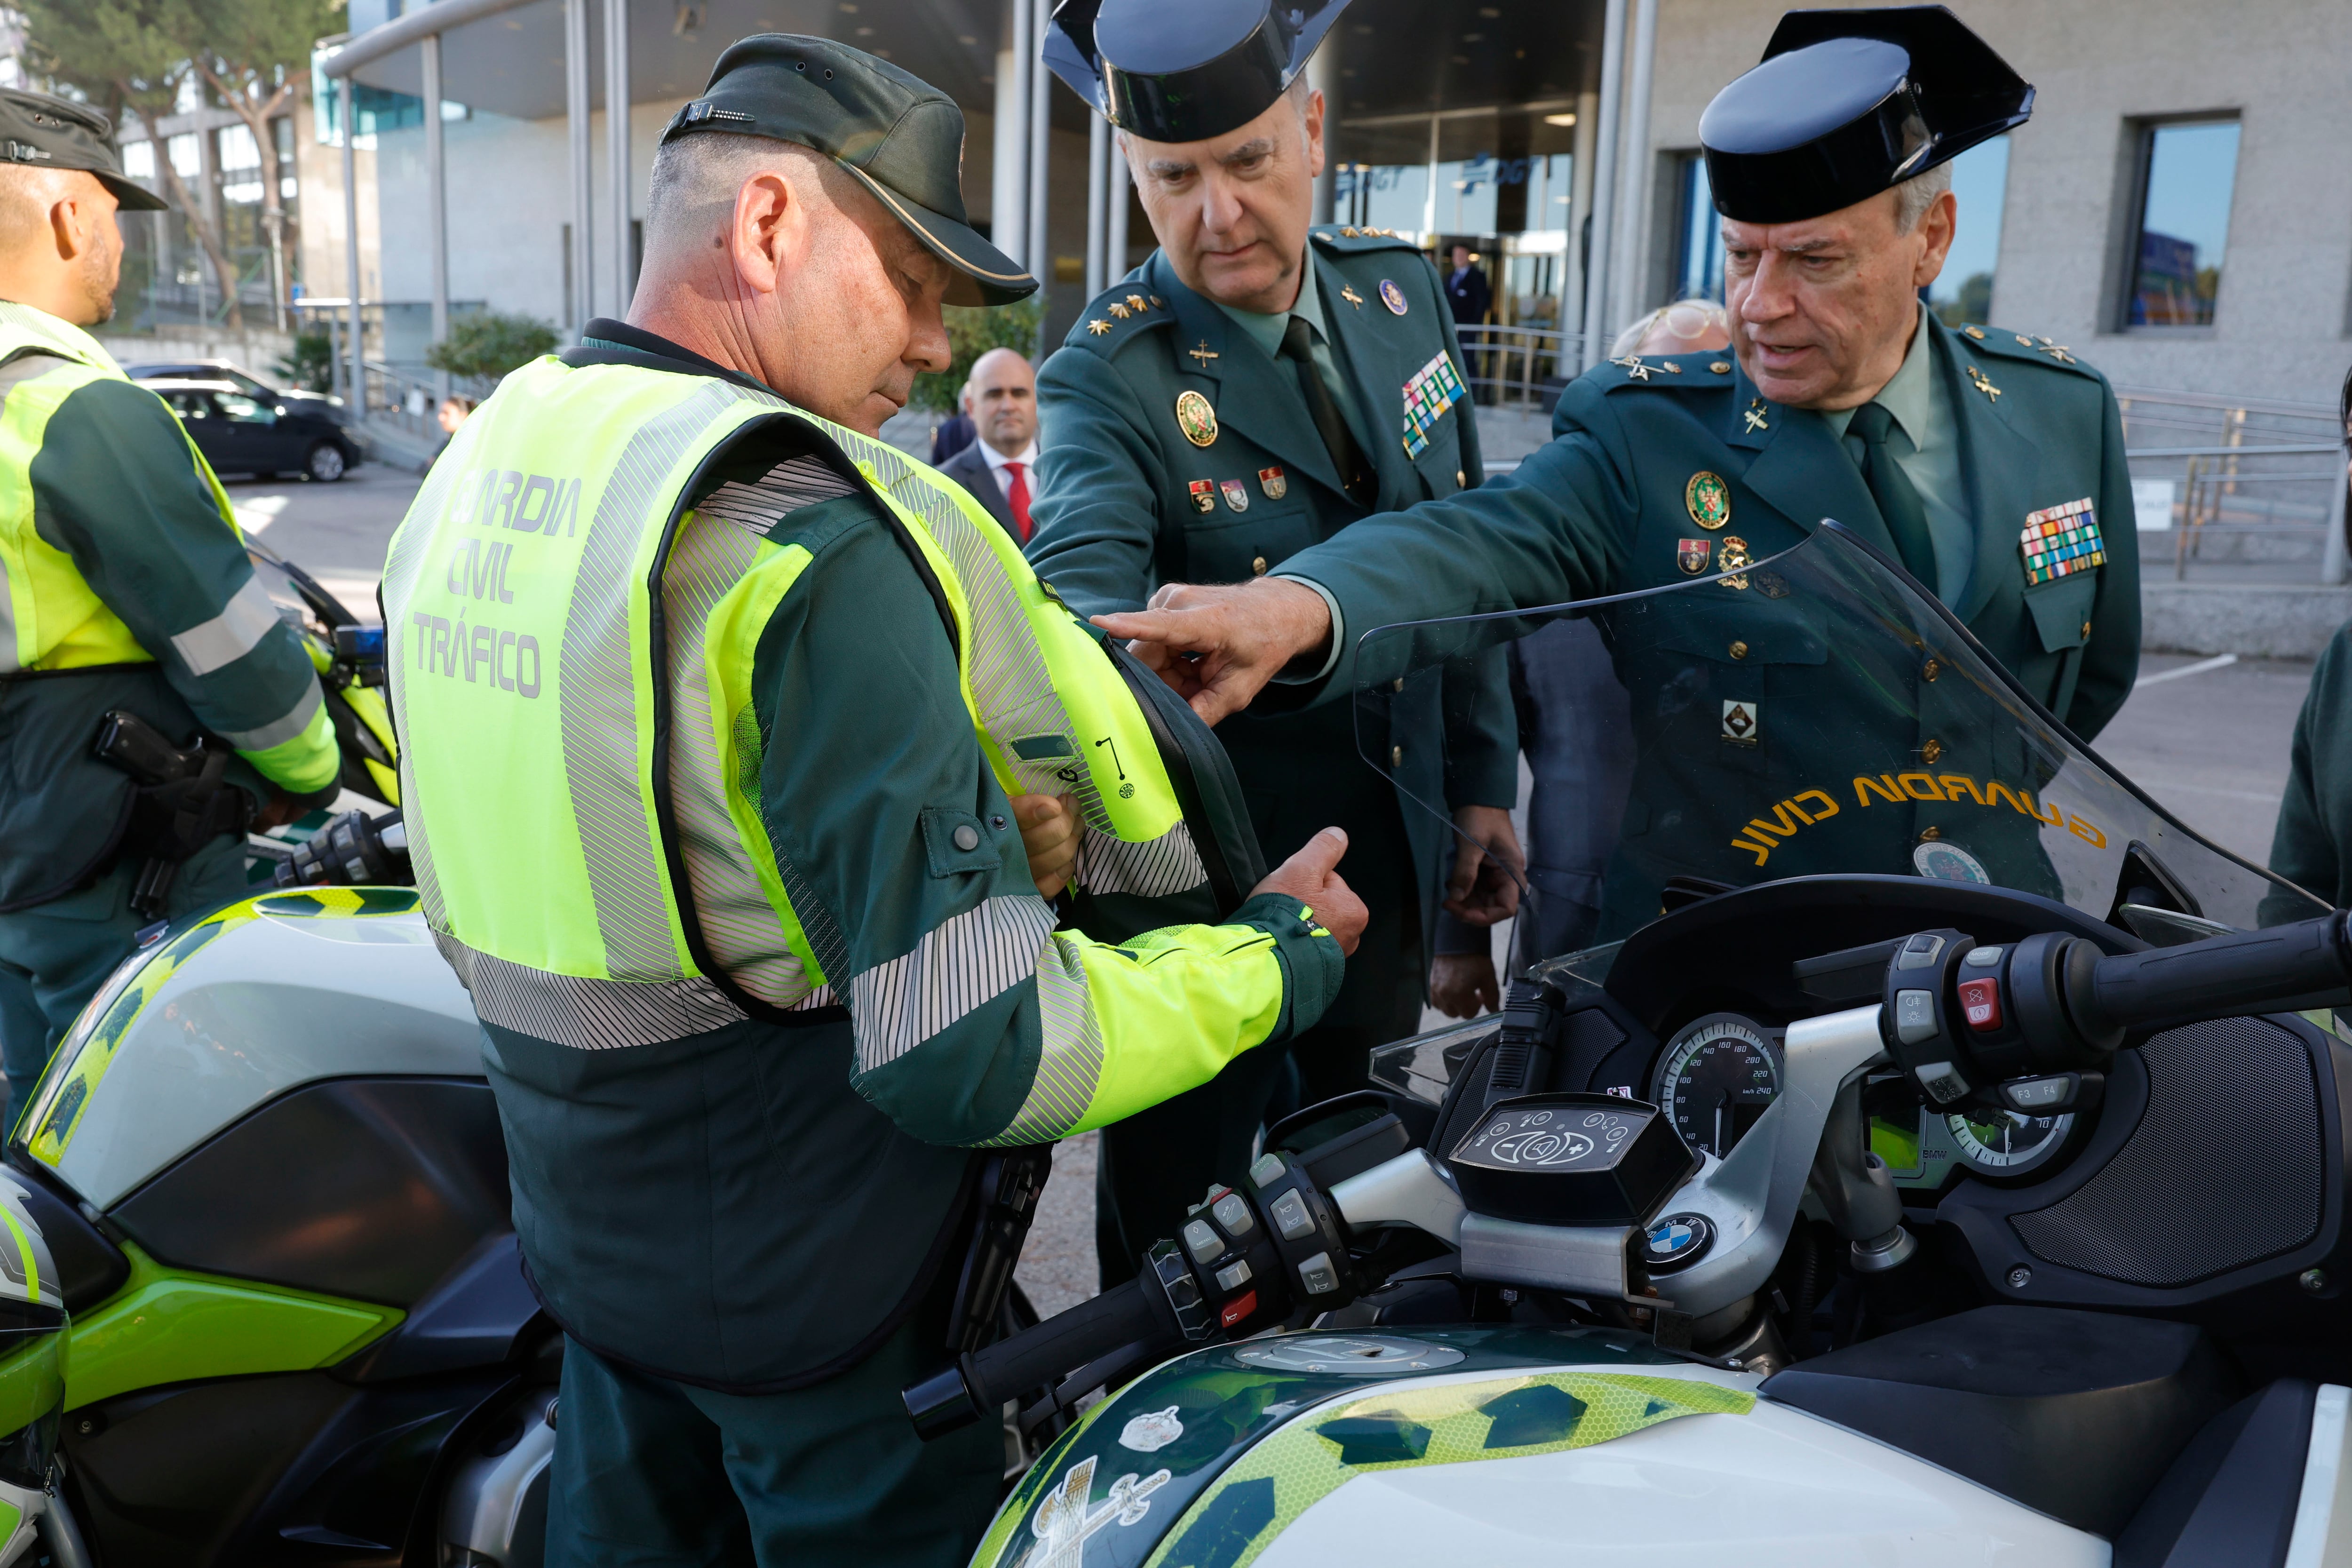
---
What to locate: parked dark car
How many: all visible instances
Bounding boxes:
[148,378,363,482]
[126,358,352,427]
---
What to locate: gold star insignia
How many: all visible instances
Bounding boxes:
[1341,285,1365,309]
[1107,302,1131,319]
[1126,294,1147,312]
[1342,226,1359,238]
[1087,318,1111,335]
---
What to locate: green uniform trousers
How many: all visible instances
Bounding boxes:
[547,1318,1004,1568]
[0,835,250,1133]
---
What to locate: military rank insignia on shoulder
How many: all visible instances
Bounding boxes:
[1071,285,1171,352]
[1959,325,2094,376]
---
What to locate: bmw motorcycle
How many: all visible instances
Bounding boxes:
[904,525,2352,1568]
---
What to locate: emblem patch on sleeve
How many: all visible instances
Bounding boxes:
[1401,351,1468,459]
[2019,499,2104,585]
[1722,701,1759,745]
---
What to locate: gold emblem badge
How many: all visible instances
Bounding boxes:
[1340,285,1365,310]
[1107,302,1131,320]
[1677,538,1712,574]
[1685,471,1732,531]
[1716,534,1752,590]
[1086,319,1111,336]
[1125,294,1147,313]
[1175,390,1218,448]
[1379,279,1408,315]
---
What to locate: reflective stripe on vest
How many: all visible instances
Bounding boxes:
[0,304,245,675]
[386,357,1212,1059]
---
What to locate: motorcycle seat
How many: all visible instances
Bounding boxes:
[1759,1305,2240,1537]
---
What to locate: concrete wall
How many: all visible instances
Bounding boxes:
[1645,0,2352,409]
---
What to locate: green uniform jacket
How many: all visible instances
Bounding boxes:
[1276,316,2140,932]
[1027,232,1520,949]
[2270,622,2352,909]
[0,311,341,910]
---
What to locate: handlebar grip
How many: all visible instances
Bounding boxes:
[2084,913,2352,1034]
[961,1276,1174,1414]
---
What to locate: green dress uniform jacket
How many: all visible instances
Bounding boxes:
[1028,229,1520,979]
[1276,315,2141,935]
[2270,622,2352,910]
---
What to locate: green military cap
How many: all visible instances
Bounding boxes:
[661,34,1035,307]
[0,90,165,212]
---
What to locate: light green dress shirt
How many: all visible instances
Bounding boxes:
[1821,306,1972,604]
[1212,253,1367,439]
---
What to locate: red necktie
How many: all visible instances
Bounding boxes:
[1004,460,1033,542]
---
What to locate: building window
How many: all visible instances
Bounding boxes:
[2125,118,2240,329]
[1673,153,1722,302]
[1929,135,2009,326]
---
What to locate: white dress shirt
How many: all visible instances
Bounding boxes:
[978,436,1040,501]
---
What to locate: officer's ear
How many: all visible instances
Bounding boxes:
[1298,85,1326,181]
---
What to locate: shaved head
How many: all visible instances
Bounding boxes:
[0,167,122,326]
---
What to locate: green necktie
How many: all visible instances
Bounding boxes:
[1847,401,1939,596]
[1280,314,1373,508]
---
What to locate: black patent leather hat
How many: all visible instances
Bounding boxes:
[1045,0,1350,144]
[1700,6,2033,224]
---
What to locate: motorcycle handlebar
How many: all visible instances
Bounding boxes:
[904,1275,1178,1441]
[2081,912,2352,1037]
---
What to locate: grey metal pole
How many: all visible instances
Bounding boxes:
[1025,0,1051,293]
[1085,113,1107,299]
[1609,0,1659,339]
[606,0,632,316]
[565,0,594,334]
[423,32,449,403]
[1106,135,1130,284]
[1000,0,1030,270]
[343,77,364,412]
[1580,0,1628,370]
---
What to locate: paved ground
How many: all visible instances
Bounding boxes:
[268,453,2322,1322]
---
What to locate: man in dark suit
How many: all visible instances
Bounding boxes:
[937,345,1038,543]
[1444,242,1491,329]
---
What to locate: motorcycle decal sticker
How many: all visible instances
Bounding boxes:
[1148,1372,1753,1568]
[2019,498,2104,585]
[1685,470,1732,530]
[1219,479,1251,513]
[1913,841,1993,884]
[1721,701,1759,746]
[1120,1406,1186,1453]
[1257,466,1286,501]
[1732,772,2111,867]
[1019,1455,1170,1567]
[1677,538,1712,574]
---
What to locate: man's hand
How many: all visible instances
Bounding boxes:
[1091,576,1334,725]
[1430,951,1500,1018]
[252,791,307,833]
[1445,804,1525,925]
[1251,826,1368,955]
[1014,793,1080,899]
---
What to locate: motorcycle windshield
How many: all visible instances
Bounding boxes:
[1350,524,2323,971]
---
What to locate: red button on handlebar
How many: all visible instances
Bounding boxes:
[1958,977,2002,1033]
[1219,1290,1257,1329]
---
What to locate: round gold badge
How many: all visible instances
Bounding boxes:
[1685,470,1732,531]
[1175,390,1218,448]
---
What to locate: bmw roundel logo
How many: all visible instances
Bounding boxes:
[1642,1212,1715,1273]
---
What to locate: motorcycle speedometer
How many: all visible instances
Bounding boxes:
[1650,1013,1782,1161]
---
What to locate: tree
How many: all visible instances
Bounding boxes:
[18,0,246,328]
[176,0,342,327]
[908,299,1044,414]
[426,311,559,386]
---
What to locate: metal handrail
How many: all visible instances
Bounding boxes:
[1454,323,1585,412]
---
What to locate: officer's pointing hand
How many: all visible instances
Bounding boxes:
[1091,577,1334,725]
[1015,793,1081,900]
[1250,827,1368,956]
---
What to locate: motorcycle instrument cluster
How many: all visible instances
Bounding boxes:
[1649,1013,1783,1160]
[1944,1107,2076,1178]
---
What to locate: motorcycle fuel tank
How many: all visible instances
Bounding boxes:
[15,888,480,1210]
[971,1326,2103,1568]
